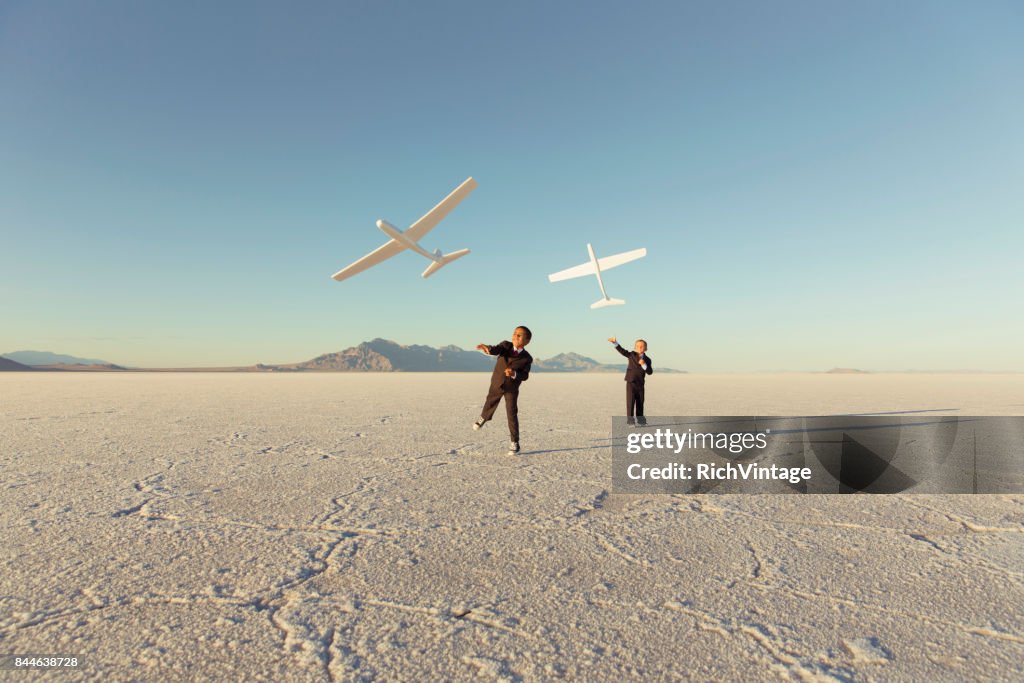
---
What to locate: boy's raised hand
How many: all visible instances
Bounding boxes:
[607,337,617,344]
[476,343,490,353]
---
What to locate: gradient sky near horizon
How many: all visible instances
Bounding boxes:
[2,1,1022,371]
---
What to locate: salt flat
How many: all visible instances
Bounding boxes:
[1,373,1022,681]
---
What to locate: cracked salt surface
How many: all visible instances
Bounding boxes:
[1,373,1022,681]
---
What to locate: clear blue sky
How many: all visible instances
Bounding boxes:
[2,1,1021,371]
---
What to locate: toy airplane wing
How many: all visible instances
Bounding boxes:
[548,247,647,282]
[597,247,646,270]
[331,240,405,281]
[404,177,478,242]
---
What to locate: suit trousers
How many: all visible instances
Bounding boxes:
[626,383,646,425]
[481,385,520,442]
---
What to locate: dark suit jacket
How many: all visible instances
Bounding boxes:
[486,341,532,392]
[614,344,653,384]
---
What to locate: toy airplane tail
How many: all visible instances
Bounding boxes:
[422,248,470,278]
[591,297,625,309]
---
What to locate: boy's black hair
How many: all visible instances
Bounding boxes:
[636,339,647,347]
[516,325,533,341]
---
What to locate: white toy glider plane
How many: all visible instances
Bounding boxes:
[331,177,477,281]
[548,243,647,308]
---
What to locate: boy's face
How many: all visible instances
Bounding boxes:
[634,340,647,355]
[512,328,531,348]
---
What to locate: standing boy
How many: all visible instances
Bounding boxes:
[473,326,533,454]
[608,336,653,426]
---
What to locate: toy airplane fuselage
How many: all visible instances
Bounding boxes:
[548,243,647,308]
[331,177,476,281]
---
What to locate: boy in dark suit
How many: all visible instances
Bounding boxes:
[473,326,533,454]
[608,336,653,426]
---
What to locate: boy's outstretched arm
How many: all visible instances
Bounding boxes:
[608,336,630,358]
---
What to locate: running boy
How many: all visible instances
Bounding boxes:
[473,326,533,454]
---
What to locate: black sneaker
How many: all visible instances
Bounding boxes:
[472,418,485,431]
[508,441,520,455]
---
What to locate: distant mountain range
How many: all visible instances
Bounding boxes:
[1,340,684,373]
[266,340,494,372]
[2,350,113,366]
[0,357,35,371]
[3,346,1016,373]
